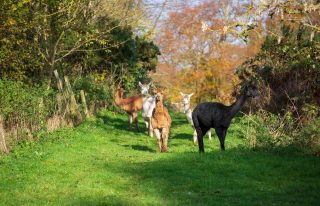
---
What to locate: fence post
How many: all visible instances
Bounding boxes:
[80,90,90,118]
[54,70,63,92]
[53,70,69,127]
[64,76,82,124]
[0,115,9,154]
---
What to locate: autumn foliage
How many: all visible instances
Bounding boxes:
[154,0,263,106]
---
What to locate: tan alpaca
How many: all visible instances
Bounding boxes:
[151,90,172,152]
[114,88,143,130]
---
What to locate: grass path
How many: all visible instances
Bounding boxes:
[0,112,319,205]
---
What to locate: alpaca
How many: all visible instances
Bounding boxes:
[151,90,172,152]
[192,84,259,152]
[139,82,156,137]
[114,88,143,130]
[180,92,212,143]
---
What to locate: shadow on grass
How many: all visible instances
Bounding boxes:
[72,195,142,206]
[100,148,320,206]
[97,113,146,134]
[97,112,190,137]
[170,114,188,129]
[171,130,214,142]
[122,144,156,153]
[171,133,193,140]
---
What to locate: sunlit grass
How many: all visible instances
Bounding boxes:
[0,111,319,205]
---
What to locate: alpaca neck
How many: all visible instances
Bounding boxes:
[141,91,150,97]
[142,93,151,101]
[183,103,192,114]
[155,101,164,112]
[184,105,193,125]
[230,93,247,117]
[114,91,123,106]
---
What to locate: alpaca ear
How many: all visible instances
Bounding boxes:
[138,81,143,87]
[156,88,162,93]
[189,93,194,98]
[153,88,158,93]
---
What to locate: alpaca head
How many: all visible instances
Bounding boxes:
[244,84,259,98]
[180,92,194,106]
[155,89,164,102]
[116,88,124,98]
[139,82,151,96]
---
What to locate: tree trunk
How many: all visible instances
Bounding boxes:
[47,62,55,89]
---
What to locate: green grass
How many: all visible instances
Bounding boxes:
[0,112,319,205]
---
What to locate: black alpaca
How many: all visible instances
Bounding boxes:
[192,84,259,152]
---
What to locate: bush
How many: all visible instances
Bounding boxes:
[0,79,58,149]
[295,118,320,155]
[239,112,291,150]
[73,75,116,114]
[0,80,57,127]
[239,110,320,155]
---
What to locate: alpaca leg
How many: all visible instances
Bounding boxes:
[195,127,205,153]
[154,129,161,152]
[144,117,153,137]
[192,114,207,152]
[148,118,153,137]
[207,129,212,141]
[161,128,168,152]
[215,127,227,150]
[222,128,227,147]
[128,114,133,130]
[133,112,139,131]
[193,129,198,144]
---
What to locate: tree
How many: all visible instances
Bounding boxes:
[33,0,134,87]
[202,0,320,44]
[0,0,160,89]
[0,0,42,81]
[155,0,263,104]
[236,12,320,116]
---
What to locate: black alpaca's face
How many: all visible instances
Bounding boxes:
[246,85,259,98]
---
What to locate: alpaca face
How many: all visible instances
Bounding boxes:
[180,92,194,106]
[139,82,151,95]
[117,88,124,97]
[246,85,259,98]
[155,91,164,102]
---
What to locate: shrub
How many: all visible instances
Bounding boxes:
[239,109,320,155]
[294,118,320,155]
[0,79,57,148]
[0,80,57,127]
[73,77,108,103]
[239,111,292,150]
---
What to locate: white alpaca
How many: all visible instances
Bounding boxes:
[139,82,156,137]
[180,92,212,143]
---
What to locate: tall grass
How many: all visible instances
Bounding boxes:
[236,110,320,155]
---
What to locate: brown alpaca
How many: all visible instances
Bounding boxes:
[114,88,143,130]
[151,90,172,152]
